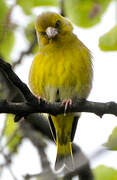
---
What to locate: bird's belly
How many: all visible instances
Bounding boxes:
[29,50,92,102]
[38,60,79,101]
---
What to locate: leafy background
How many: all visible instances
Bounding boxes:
[0,0,117,179]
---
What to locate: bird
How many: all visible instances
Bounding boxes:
[29,12,93,170]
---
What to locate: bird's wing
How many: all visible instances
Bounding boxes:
[71,116,80,141]
[48,115,56,143]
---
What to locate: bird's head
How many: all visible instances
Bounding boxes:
[35,12,73,47]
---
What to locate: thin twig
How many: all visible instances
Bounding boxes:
[7,166,18,180]
[20,122,52,170]
[12,33,37,68]
[89,3,101,19]
[20,122,56,180]
[24,171,57,180]
[60,0,65,16]
[24,173,41,180]
[0,58,38,104]
[0,151,16,180]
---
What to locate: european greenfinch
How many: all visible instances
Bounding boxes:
[29,12,93,170]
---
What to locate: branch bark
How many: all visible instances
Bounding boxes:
[0,99,116,118]
[0,57,117,118]
[60,0,65,17]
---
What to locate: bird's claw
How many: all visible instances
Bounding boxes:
[62,99,72,115]
[36,95,46,104]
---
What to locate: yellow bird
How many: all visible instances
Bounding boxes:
[29,12,93,170]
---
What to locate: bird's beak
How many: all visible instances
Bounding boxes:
[46,27,58,39]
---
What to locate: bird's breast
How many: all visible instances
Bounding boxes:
[29,43,93,102]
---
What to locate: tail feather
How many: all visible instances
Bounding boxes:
[55,141,74,171]
[55,154,65,171]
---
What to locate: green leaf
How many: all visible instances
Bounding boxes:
[17,0,34,15]
[18,0,59,15]
[104,126,117,150]
[0,0,8,37]
[0,0,8,24]
[33,0,58,6]
[99,25,117,51]
[7,132,22,153]
[93,165,117,180]
[4,114,18,136]
[0,0,15,62]
[64,0,112,28]
[0,30,15,62]
[4,114,22,153]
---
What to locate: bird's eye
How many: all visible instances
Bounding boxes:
[41,32,46,36]
[55,20,60,28]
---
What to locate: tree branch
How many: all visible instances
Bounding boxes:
[0,58,117,119]
[0,99,117,118]
[0,58,37,104]
[60,0,65,17]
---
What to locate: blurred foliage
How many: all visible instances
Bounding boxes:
[104,126,117,150]
[93,165,117,180]
[4,114,22,153]
[17,0,59,15]
[25,18,38,54]
[0,30,15,62]
[0,0,15,62]
[0,0,8,33]
[0,0,115,64]
[64,0,111,28]
[99,25,117,51]
[25,19,35,42]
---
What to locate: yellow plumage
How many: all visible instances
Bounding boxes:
[29,12,93,170]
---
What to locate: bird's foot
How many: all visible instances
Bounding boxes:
[36,95,46,103]
[62,99,72,115]
[36,95,41,99]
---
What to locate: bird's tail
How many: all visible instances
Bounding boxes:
[55,138,74,171]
